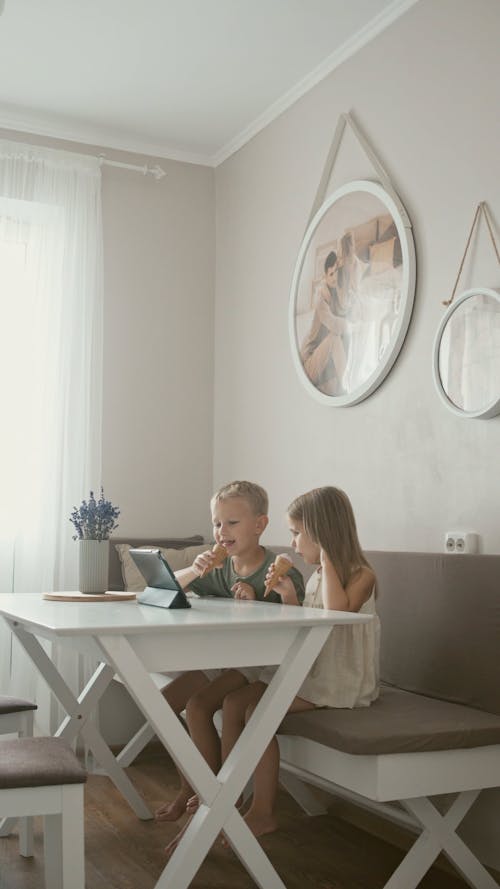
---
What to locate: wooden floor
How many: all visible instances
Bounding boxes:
[0,744,484,889]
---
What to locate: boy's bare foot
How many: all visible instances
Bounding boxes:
[155,792,190,822]
[185,793,200,815]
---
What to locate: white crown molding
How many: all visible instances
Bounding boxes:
[0,107,212,168]
[211,0,420,167]
[0,0,419,170]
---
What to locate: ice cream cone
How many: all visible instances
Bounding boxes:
[200,543,228,577]
[264,553,293,595]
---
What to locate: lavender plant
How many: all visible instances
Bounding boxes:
[70,488,120,541]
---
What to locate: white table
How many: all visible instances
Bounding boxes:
[0,593,371,889]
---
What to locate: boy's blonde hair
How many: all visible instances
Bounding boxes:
[211,480,268,516]
[287,486,369,587]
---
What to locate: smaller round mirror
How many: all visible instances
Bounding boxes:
[433,287,500,418]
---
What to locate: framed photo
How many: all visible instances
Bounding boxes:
[433,287,500,419]
[289,180,416,406]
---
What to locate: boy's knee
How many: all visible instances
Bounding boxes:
[222,689,243,721]
[186,691,217,724]
[185,692,204,721]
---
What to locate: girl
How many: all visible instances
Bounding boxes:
[220,485,380,839]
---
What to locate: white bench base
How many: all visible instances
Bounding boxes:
[278,735,500,889]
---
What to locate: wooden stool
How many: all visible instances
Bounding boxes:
[0,694,38,855]
[0,737,87,889]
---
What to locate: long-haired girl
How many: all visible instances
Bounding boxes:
[220,486,380,838]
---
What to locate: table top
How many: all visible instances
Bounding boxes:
[0,593,371,637]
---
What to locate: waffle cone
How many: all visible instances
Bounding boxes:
[200,543,228,577]
[264,553,293,595]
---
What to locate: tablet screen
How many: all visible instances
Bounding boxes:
[128,548,191,609]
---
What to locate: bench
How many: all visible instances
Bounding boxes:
[277,549,500,889]
[109,539,500,886]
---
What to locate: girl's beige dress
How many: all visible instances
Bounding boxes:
[260,568,380,708]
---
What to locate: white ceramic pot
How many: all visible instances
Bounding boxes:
[78,539,109,593]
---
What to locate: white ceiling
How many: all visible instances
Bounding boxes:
[0,0,416,166]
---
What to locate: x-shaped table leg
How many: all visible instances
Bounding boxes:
[6,619,153,820]
[97,624,331,889]
[383,792,498,889]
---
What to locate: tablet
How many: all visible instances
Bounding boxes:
[128,548,191,609]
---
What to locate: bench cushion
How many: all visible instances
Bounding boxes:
[278,685,500,755]
[0,695,37,714]
[0,738,87,788]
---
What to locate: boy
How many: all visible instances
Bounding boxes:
[155,480,304,828]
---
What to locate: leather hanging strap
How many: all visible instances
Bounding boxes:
[306,111,411,234]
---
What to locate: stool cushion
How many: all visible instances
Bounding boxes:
[0,695,37,714]
[0,738,87,788]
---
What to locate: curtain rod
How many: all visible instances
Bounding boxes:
[98,154,166,180]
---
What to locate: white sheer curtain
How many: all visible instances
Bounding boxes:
[0,139,103,732]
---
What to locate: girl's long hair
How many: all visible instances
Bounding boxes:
[287,486,369,587]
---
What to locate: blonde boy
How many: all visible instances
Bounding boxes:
[155,480,304,826]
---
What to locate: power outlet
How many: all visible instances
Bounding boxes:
[444,531,479,554]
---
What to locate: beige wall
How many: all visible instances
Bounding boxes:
[214,0,500,555]
[101,156,215,537]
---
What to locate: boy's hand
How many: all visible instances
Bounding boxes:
[191,550,217,578]
[232,581,256,600]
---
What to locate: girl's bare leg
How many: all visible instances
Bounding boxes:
[154,670,210,821]
[242,695,314,838]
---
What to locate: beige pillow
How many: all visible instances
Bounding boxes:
[184,543,210,566]
[115,543,207,593]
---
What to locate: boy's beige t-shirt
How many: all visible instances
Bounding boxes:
[189,546,304,604]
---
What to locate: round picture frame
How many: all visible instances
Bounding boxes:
[289,180,416,406]
[433,287,500,419]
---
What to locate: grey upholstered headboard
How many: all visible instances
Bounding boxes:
[109,540,500,715]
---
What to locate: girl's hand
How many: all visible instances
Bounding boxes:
[232,581,256,600]
[264,574,299,605]
[320,549,375,612]
[264,563,281,590]
[319,548,331,571]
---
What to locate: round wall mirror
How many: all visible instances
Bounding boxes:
[289,180,416,406]
[433,287,500,418]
